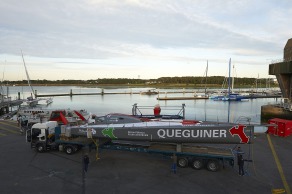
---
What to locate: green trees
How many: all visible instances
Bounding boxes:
[4,77,277,88]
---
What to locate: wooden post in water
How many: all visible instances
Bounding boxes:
[18,92,20,100]
[101,88,104,95]
[70,89,73,97]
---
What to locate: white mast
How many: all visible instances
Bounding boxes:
[204,60,208,95]
[231,64,235,93]
[21,50,35,98]
[0,60,5,95]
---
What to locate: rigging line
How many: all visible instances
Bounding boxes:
[221,65,229,90]
[199,60,208,93]
[21,50,35,98]
[245,125,252,175]
[0,61,5,95]
[249,142,274,188]
[1,60,5,82]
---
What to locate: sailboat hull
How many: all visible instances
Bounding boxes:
[69,122,254,144]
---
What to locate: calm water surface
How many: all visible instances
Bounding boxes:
[6,86,279,124]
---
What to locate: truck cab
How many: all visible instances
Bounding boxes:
[26,121,58,152]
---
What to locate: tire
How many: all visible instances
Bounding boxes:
[36,144,45,153]
[177,157,188,168]
[64,145,74,155]
[191,158,204,170]
[206,160,220,172]
[73,145,79,152]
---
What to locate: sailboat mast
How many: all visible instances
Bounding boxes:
[21,51,35,98]
[232,64,235,93]
[204,60,208,95]
[228,58,231,96]
[0,60,5,95]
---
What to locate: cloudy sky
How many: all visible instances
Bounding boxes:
[0,0,291,81]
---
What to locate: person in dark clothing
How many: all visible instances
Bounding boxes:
[236,146,242,158]
[83,154,90,172]
[238,154,244,176]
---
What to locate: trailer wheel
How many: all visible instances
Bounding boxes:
[177,157,188,168]
[64,146,74,155]
[191,158,204,170]
[206,160,220,172]
[36,144,45,153]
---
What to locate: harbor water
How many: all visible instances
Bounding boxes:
[6,86,279,125]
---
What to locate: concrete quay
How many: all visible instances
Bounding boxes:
[0,120,291,194]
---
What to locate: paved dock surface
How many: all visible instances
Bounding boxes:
[0,120,291,194]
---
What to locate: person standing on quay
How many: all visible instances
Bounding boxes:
[83,154,90,173]
[236,146,242,157]
[238,154,245,176]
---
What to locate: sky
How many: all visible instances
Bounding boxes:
[0,0,291,81]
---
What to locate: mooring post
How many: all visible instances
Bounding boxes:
[182,103,186,119]
[18,92,20,100]
[101,88,104,95]
[70,89,73,97]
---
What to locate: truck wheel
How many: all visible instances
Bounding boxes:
[73,145,79,152]
[36,144,45,153]
[206,160,220,172]
[191,158,204,170]
[65,146,74,155]
[177,157,188,168]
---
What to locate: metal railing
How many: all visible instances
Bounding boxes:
[275,98,292,111]
[132,103,186,119]
[271,57,292,64]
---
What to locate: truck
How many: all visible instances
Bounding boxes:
[26,119,242,172]
[26,121,95,154]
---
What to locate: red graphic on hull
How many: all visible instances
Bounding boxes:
[229,125,249,143]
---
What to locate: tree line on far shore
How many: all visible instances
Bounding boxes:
[4,76,277,88]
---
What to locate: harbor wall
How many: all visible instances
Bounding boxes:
[261,104,292,123]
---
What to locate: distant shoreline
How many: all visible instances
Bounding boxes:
[6,83,278,89]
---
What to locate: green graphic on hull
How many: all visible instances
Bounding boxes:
[102,127,117,139]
